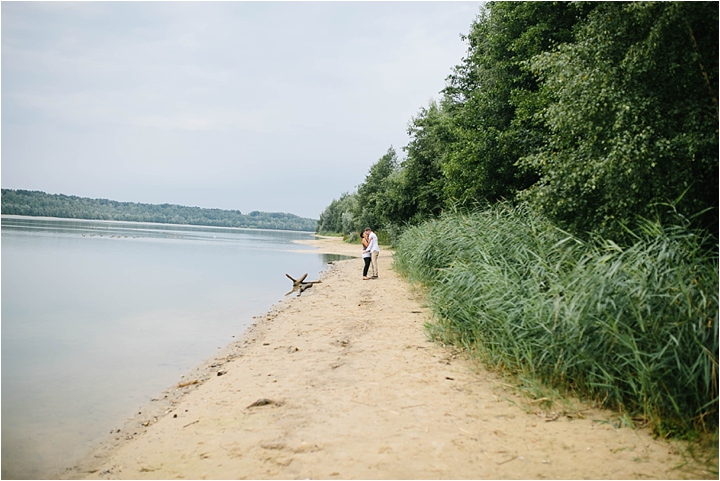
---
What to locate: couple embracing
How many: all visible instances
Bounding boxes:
[361,227,380,280]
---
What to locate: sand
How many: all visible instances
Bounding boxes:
[60,236,716,480]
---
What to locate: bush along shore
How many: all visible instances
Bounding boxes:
[393,204,718,438]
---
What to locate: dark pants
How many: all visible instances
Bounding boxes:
[363,257,371,277]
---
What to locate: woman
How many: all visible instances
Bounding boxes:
[361,231,372,280]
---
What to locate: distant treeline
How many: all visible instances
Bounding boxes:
[1,189,317,232]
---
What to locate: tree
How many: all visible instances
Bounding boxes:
[394,100,453,224]
[316,192,358,234]
[441,1,590,207]
[354,147,400,230]
[521,1,718,240]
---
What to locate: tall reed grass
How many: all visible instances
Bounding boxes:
[394,204,718,436]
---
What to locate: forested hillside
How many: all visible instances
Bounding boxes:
[1,189,317,231]
[318,1,717,244]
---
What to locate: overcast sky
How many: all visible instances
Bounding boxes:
[2,1,481,219]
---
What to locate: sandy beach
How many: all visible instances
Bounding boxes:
[60,236,716,480]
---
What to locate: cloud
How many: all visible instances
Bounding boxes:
[1,1,481,219]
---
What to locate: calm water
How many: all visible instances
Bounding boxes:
[1,216,341,479]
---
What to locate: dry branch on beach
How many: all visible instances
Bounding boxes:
[285,273,322,296]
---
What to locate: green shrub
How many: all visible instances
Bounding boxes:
[394,204,718,436]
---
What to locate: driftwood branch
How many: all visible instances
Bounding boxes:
[285,273,322,296]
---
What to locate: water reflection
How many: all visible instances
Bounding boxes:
[320,253,356,263]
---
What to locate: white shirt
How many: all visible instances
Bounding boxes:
[366,232,380,253]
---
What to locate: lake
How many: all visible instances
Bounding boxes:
[1,216,342,479]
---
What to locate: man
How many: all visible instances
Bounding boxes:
[364,227,380,279]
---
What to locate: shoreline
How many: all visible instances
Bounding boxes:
[60,236,715,479]
[57,237,361,480]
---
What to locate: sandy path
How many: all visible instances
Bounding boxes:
[62,237,714,479]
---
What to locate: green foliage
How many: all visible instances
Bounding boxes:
[318,1,718,246]
[521,1,718,240]
[317,148,401,236]
[393,100,453,224]
[441,1,589,206]
[315,192,358,234]
[1,189,317,231]
[355,147,400,230]
[394,205,718,436]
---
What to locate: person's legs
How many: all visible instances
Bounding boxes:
[363,257,371,278]
[370,250,379,278]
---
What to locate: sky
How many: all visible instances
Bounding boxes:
[1,1,482,219]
